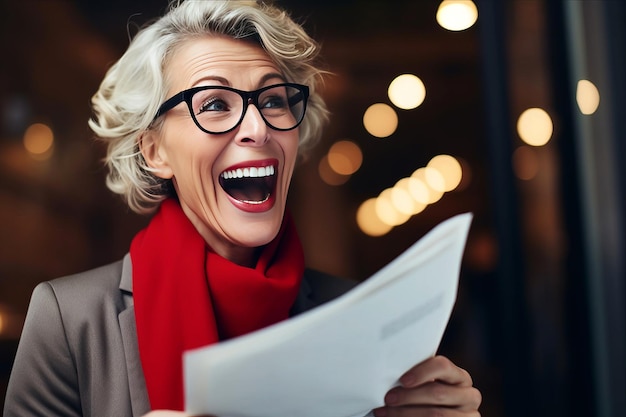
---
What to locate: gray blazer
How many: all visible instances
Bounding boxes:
[3,254,356,417]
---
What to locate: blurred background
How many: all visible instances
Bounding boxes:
[0,1,624,416]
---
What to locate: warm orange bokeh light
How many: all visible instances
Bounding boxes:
[357,198,393,236]
[576,79,600,115]
[517,108,553,146]
[318,155,350,186]
[363,103,398,138]
[327,140,363,175]
[427,154,463,192]
[436,0,478,31]
[23,123,54,159]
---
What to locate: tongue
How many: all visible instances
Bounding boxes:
[224,177,270,203]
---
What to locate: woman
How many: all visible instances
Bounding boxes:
[4,1,481,416]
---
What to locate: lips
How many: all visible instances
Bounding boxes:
[219,159,278,212]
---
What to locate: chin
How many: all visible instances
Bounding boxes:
[236,217,283,248]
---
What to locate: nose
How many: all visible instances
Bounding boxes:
[234,102,269,146]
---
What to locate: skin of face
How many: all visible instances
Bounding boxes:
[141,36,300,267]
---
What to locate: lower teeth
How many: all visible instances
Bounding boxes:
[242,194,270,204]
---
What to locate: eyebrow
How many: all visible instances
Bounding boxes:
[258,72,287,86]
[191,72,287,89]
[191,75,230,87]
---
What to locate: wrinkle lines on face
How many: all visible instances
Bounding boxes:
[168,37,279,93]
[157,36,300,265]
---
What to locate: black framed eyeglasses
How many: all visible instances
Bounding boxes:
[153,83,309,134]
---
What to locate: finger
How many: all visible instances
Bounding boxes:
[373,405,481,417]
[400,355,473,388]
[384,382,482,411]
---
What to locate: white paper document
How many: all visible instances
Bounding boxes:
[184,212,473,417]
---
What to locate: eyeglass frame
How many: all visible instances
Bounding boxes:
[152,82,310,135]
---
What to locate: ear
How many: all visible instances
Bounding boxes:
[139,130,173,179]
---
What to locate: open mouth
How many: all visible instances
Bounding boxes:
[219,163,277,205]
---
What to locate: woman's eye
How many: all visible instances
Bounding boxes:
[198,98,229,114]
[261,95,287,109]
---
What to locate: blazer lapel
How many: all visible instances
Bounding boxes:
[118,254,151,416]
[291,269,358,316]
[290,270,317,315]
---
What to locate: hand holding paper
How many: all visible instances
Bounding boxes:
[372,355,481,416]
[184,213,473,417]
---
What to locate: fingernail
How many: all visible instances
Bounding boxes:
[373,407,388,417]
[385,391,398,405]
[400,373,416,387]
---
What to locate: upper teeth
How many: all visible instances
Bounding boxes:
[221,165,276,179]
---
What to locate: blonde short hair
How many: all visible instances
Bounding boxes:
[89,0,328,214]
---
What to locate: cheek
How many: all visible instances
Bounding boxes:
[280,144,299,190]
[165,142,223,196]
[283,133,300,168]
[163,130,220,173]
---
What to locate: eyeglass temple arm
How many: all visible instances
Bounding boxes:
[154,91,187,120]
[288,91,305,107]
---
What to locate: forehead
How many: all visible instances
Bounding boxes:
[165,36,282,91]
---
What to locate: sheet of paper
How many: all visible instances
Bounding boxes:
[184,212,473,417]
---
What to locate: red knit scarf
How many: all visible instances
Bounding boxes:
[130,199,304,410]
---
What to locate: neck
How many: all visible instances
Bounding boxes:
[179,202,260,268]
[214,243,261,268]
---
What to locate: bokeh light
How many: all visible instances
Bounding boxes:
[357,198,393,237]
[23,123,54,159]
[406,176,431,205]
[388,74,426,110]
[363,103,398,138]
[517,107,553,146]
[376,188,411,226]
[390,184,417,215]
[427,154,463,191]
[436,0,479,31]
[412,168,444,203]
[327,140,363,175]
[466,231,499,272]
[425,168,446,192]
[355,153,469,236]
[576,79,600,115]
[394,177,427,215]
[318,155,350,186]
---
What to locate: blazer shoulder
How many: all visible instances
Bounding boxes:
[37,258,131,345]
[49,258,124,293]
[5,257,137,417]
[47,258,127,313]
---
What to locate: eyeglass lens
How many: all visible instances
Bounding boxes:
[190,84,306,133]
